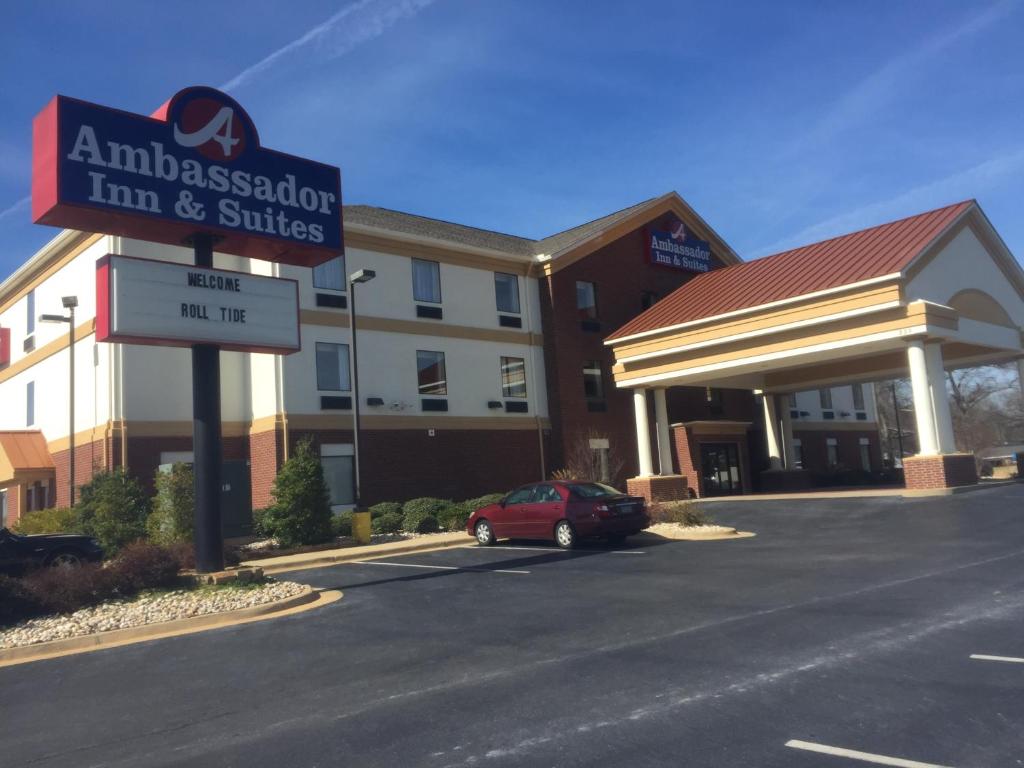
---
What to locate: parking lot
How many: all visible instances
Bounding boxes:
[2,484,1024,767]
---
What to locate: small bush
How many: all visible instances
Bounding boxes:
[437,504,470,532]
[462,493,506,512]
[251,507,272,537]
[109,541,183,592]
[24,564,120,615]
[648,501,708,527]
[262,438,334,548]
[146,463,194,545]
[368,502,402,519]
[0,575,46,626]
[12,506,79,535]
[75,470,151,556]
[401,498,451,533]
[331,511,353,538]
[372,512,403,534]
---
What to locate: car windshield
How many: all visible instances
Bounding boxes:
[566,483,621,498]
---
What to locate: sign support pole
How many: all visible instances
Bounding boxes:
[190,233,224,573]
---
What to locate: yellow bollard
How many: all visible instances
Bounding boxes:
[352,510,372,545]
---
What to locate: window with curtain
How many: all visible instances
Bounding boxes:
[852,383,865,411]
[576,281,598,320]
[313,255,346,291]
[819,388,834,410]
[412,259,441,303]
[315,342,351,391]
[500,356,527,398]
[582,360,604,399]
[417,350,447,395]
[26,290,35,335]
[494,272,520,314]
[826,438,839,467]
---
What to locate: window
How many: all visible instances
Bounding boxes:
[576,281,598,320]
[417,350,447,395]
[589,438,611,483]
[533,484,562,503]
[26,290,35,335]
[641,291,657,310]
[859,437,871,472]
[852,383,865,411]
[500,356,527,398]
[582,360,604,399]
[26,381,34,426]
[706,387,724,414]
[494,272,520,314]
[791,439,803,469]
[412,259,441,303]
[505,486,534,505]
[819,388,833,410]
[320,444,355,507]
[826,437,839,468]
[788,393,797,408]
[313,255,346,291]
[315,342,351,391]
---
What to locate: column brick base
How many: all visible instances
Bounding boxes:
[626,475,689,503]
[903,454,978,490]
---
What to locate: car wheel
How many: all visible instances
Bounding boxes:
[554,520,577,550]
[47,550,83,569]
[474,520,496,546]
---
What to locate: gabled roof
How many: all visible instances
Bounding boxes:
[343,191,741,268]
[0,431,54,485]
[607,200,975,342]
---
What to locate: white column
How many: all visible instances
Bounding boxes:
[924,342,957,454]
[633,389,654,477]
[780,396,796,469]
[1017,359,1024,401]
[761,392,783,470]
[653,388,673,475]
[906,339,938,455]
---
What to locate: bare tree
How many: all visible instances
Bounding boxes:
[946,363,1019,457]
[873,379,916,464]
[551,430,629,485]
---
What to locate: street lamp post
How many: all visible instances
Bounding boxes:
[40,296,78,507]
[347,269,376,512]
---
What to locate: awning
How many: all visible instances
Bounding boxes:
[0,431,55,486]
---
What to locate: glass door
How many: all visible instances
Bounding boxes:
[700,443,742,496]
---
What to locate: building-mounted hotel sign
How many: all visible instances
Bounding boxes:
[648,220,711,273]
[96,254,300,354]
[0,326,9,366]
[32,87,342,268]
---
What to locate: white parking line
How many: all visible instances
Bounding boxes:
[610,551,646,555]
[970,654,1024,664]
[360,561,530,574]
[462,545,564,552]
[785,740,955,768]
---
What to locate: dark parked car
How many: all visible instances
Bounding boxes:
[466,481,649,549]
[0,527,104,575]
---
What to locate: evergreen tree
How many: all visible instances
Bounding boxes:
[263,437,334,548]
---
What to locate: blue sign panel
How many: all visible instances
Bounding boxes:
[33,87,342,267]
[648,222,711,273]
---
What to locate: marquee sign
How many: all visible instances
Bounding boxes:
[0,327,9,366]
[96,254,300,354]
[32,87,342,267]
[648,220,711,273]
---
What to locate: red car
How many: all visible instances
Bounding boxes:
[466,481,650,549]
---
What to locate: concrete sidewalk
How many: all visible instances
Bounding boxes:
[241,532,471,574]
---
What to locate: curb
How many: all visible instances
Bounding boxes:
[639,528,755,542]
[245,536,472,575]
[0,585,336,668]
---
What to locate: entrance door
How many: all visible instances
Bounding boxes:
[221,461,253,538]
[700,443,742,496]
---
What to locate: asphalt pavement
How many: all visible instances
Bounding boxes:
[3,484,1024,767]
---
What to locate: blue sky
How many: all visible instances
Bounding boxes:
[2,0,1023,280]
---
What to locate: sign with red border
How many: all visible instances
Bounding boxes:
[96,254,300,354]
[33,86,342,268]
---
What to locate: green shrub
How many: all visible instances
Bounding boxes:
[331,511,353,538]
[0,575,46,626]
[401,498,451,533]
[11,506,79,535]
[109,541,183,592]
[146,463,195,545]
[437,504,470,532]
[462,493,506,512]
[75,470,151,556]
[261,438,334,548]
[368,501,402,519]
[649,501,708,527]
[251,507,272,537]
[371,511,403,534]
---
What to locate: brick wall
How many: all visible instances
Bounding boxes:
[792,429,883,476]
[51,436,115,508]
[903,453,978,489]
[250,427,285,510]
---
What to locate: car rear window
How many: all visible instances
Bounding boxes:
[566,483,620,498]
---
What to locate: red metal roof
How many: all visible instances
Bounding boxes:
[608,200,974,341]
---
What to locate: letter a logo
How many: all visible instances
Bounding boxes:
[174,95,246,161]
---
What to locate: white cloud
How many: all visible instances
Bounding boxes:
[747,146,1024,259]
[0,195,29,222]
[220,0,439,93]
